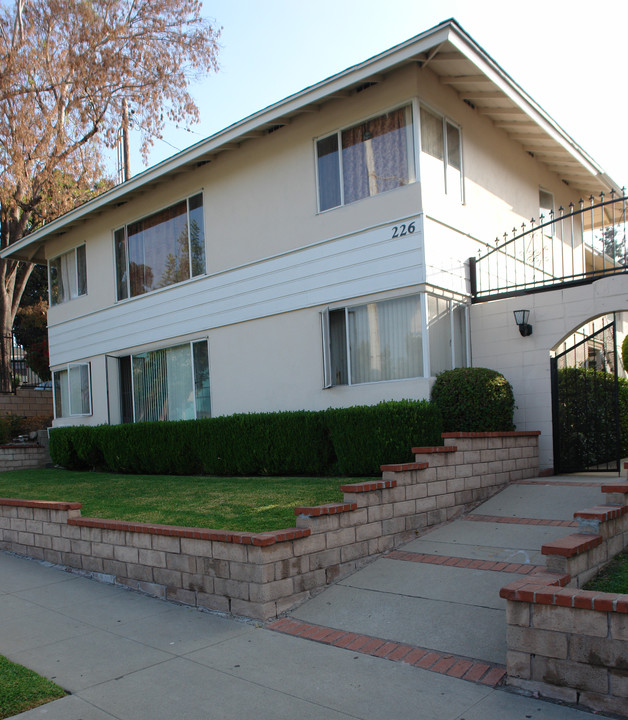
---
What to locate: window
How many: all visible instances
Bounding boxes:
[323,295,423,386]
[323,294,468,386]
[53,363,91,417]
[49,245,87,305]
[428,297,468,375]
[419,106,462,199]
[316,106,414,211]
[119,340,210,423]
[115,193,205,300]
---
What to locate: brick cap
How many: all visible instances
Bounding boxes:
[68,517,310,546]
[294,502,357,517]
[441,431,541,438]
[0,497,82,511]
[411,446,457,454]
[380,461,429,472]
[601,482,628,493]
[340,480,396,493]
[541,532,602,557]
[574,505,627,521]
[0,443,44,449]
[500,580,628,613]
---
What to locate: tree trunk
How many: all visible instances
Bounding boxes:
[0,257,34,392]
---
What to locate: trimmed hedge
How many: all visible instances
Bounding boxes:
[49,400,443,477]
[430,367,515,432]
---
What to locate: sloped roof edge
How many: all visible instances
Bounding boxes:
[2,19,619,262]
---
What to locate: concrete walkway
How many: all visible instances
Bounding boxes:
[0,476,618,719]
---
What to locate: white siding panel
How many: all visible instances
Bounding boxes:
[49,217,425,366]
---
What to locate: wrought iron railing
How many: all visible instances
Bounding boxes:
[470,190,627,301]
[0,334,45,393]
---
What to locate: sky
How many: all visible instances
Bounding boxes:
[119,0,628,189]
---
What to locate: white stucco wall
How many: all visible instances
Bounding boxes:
[471,274,628,471]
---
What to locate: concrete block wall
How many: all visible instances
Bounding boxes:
[0,431,539,620]
[0,388,52,418]
[0,443,50,470]
[500,482,628,717]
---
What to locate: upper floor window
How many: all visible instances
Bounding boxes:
[316,106,415,212]
[49,245,87,306]
[419,106,463,200]
[115,193,205,301]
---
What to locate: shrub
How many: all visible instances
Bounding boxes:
[48,400,441,477]
[555,367,628,470]
[431,367,515,432]
[622,334,628,376]
[326,400,442,476]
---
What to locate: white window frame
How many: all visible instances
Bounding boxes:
[114,192,206,302]
[322,293,469,387]
[418,103,465,202]
[52,362,92,418]
[48,245,87,306]
[315,103,416,213]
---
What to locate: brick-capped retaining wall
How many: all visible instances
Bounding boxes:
[0,431,539,620]
[501,482,628,717]
[0,442,50,470]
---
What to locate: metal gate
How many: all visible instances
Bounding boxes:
[550,318,620,474]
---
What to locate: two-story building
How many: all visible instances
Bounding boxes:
[3,19,626,473]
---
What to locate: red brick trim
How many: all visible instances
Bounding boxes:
[464,514,577,528]
[340,480,396,493]
[267,618,506,687]
[601,482,628,493]
[68,517,310,546]
[386,550,544,575]
[518,480,606,488]
[500,581,628,612]
[411,446,457,454]
[379,461,429,472]
[293,502,357,517]
[541,533,603,558]
[0,443,44,449]
[574,505,627,521]
[0,497,82,511]
[441,431,541,438]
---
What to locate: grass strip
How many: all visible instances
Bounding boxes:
[0,655,66,719]
[0,469,370,533]
[584,550,628,594]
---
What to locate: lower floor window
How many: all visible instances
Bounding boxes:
[119,340,210,423]
[322,293,467,386]
[53,363,92,417]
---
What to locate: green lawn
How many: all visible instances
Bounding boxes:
[0,469,366,533]
[0,655,66,719]
[584,550,628,594]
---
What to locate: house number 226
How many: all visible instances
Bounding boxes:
[391,222,416,238]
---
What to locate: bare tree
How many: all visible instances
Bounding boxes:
[0,0,220,389]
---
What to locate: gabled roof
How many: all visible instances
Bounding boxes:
[3,18,620,263]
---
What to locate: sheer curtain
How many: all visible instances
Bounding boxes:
[349,295,422,383]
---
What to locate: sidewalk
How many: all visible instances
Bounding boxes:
[0,476,617,719]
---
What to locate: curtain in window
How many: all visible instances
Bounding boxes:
[349,295,422,383]
[342,108,410,205]
[317,135,341,211]
[53,370,68,417]
[133,349,168,422]
[69,364,90,415]
[193,341,211,418]
[166,344,195,421]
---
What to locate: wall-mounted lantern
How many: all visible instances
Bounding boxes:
[513,309,533,337]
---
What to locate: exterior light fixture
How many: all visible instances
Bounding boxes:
[513,309,533,337]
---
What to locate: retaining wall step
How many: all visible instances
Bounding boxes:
[574,505,627,521]
[0,497,82,511]
[541,533,603,558]
[411,446,457,454]
[379,461,429,472]
[339,480,396,493]
[68,516,311,546]
[294,502,357,517]
[601,482,628,494]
